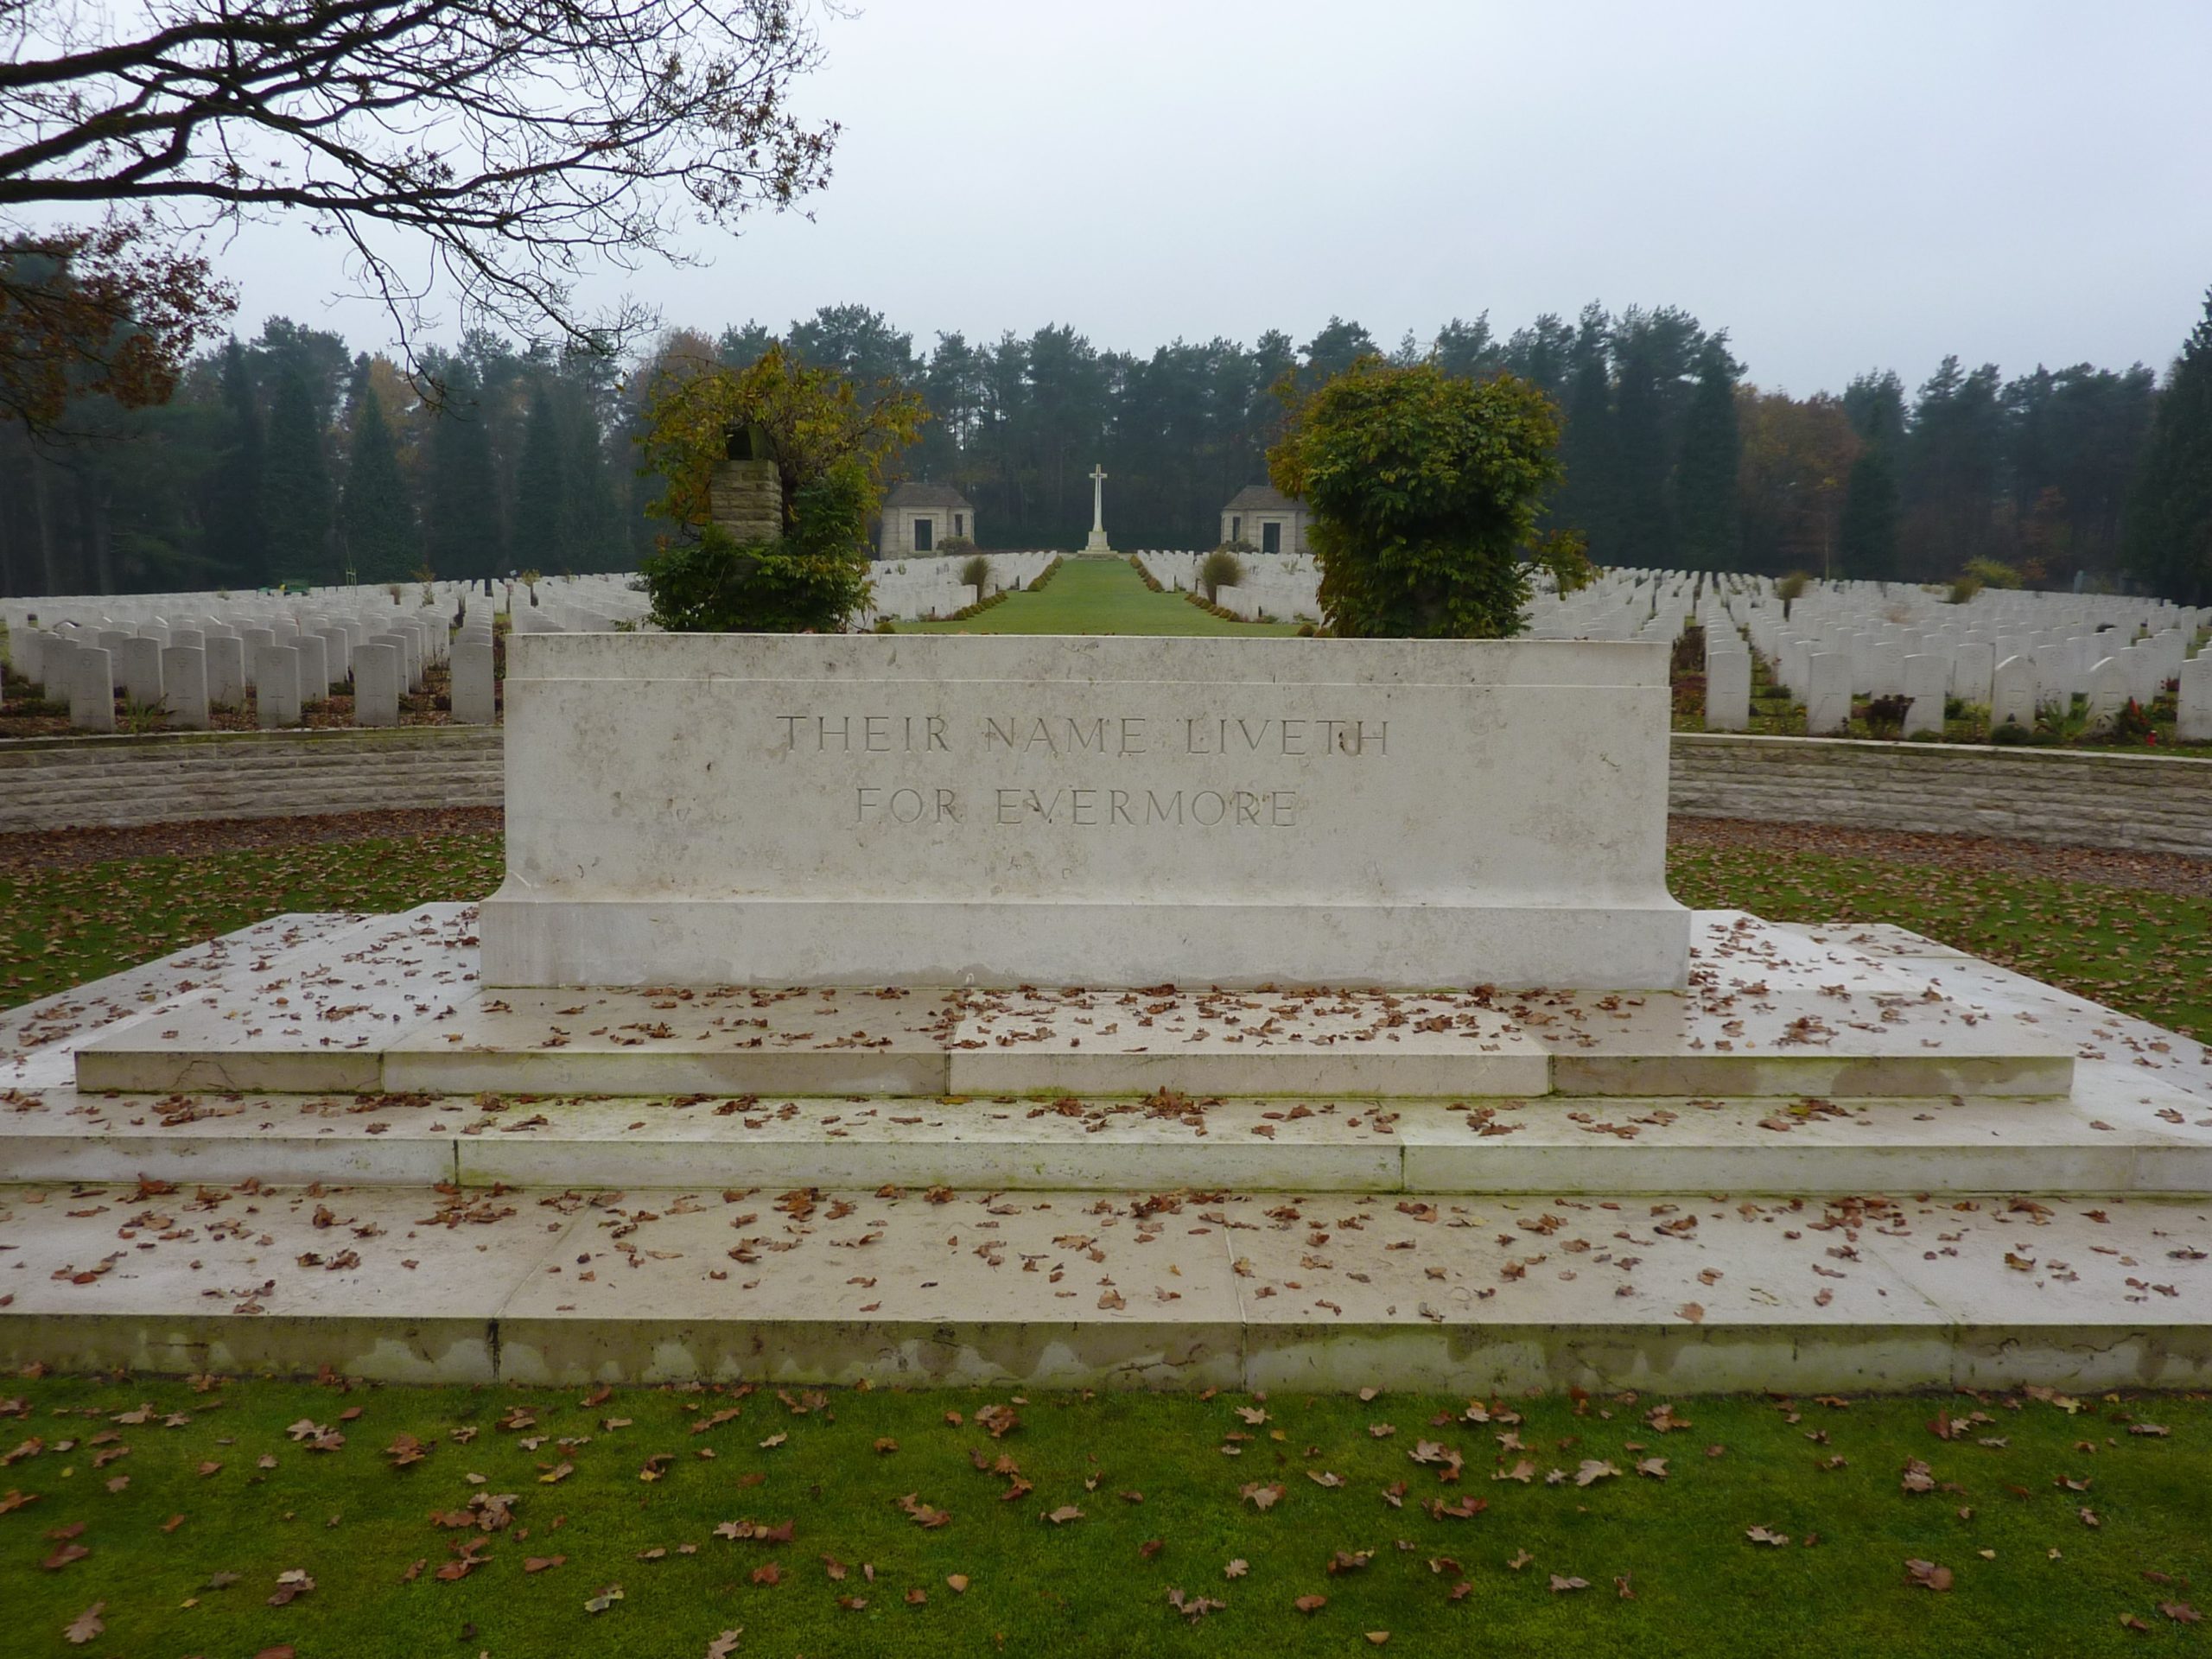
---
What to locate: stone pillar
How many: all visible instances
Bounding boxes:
[162,645,210,730]
[70,645,116,732]
[1902,652,1947,736]
[450,634,497,723]
[2178,656,2212,743]
[205,635,247,709]
[1804,652,1852,735]
[114,635,165,707]
[1703,649,1751,732]
[708,457,783,543]
[255,643,302,728]
[353,643,401,727]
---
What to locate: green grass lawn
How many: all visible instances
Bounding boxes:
[896,557,1303,636]
[4,1374,2205,1658]
[7,777,2212,1653]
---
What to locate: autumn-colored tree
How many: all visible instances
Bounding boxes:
[633,344,926,631]
[1268,357,1575,639]
[1735,388,1859,577]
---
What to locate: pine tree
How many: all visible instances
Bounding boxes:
[560,405,620,571]
[1839,448,1900,581]
[1554,309,1616,549]
[511,384,566,569]
[261,365,333,581]
[1672,341,1741,570]
[425,364,503,578]
[338,386,417,583]
[2123,289,2212,604]
[201,340,269,587]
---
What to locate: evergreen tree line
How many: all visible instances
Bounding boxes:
[4,296,2209,602]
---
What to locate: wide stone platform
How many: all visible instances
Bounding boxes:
[5,905,2209,1391]
[55,905,2075,1100]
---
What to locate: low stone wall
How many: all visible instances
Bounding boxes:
[3,726,2209,858]
[0,727,503,835]
[1670,734,2212,857]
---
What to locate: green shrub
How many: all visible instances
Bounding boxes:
[638,461,876,632]
[1200,548,1244,602]
[959,553,993,596]
[1268,359,1567,638]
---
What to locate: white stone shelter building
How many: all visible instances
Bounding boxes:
[879,482,976,557]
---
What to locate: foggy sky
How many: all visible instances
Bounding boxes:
[219,0,2212,394]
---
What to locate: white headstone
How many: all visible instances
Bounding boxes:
[295,631,330,701]
[1902,652,1947,736]
[238,627,276,685]
[1704,649,1751,732]
[2086,655,2129,732]
[1805,652,1852,735]
[2176,655,2211,744]
[1951,641,1995,709]
[114,635,164,707]
[353,642,401,727]
[255,643,302,728]
[70,645,115,733]
[162,644,209,730]
[450,636,496,724]
[205,634,247,709]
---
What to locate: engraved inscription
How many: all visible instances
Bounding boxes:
[775,709,1389,829]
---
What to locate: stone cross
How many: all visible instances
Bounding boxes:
[1084,464,1113,554]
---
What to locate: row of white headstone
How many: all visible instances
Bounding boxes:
[3,587,493,731]
[1651,574,2212,741]
[859,550,1066,624]
[1131,550,1322,620]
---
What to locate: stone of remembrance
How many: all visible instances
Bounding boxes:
[479,633,1689,990]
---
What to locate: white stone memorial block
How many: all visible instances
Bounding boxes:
[162,644,209,730]
[2178,656,2212,743]
[451,636,496,724]
[1902,652,1947,736]
[255,643,302,728]
[481,635,1689,991]
[205,635,247,708]
[353,643,401,727]
[1703,649,1751,732]
[1990,654,2036,731]
[2086,656,2129,731]
[69,645,115,732]
[1804,652,1852,734]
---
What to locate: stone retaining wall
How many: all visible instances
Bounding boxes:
[3,727,2209,858]
[1669,734,2212,857]
[0,727,503,834]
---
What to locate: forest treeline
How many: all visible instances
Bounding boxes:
[0,300,2201,600]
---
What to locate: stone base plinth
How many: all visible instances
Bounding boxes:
[479,894,1690,993]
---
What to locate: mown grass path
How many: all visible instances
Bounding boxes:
[896,556,1302,635]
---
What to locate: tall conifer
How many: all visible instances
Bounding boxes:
[339,386,417,583]
[2123,290,2212,603]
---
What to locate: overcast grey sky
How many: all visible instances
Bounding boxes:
[229,0,2212,394]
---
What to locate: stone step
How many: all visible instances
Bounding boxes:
[9,1067,2210,1196]
[1,1179,2204,1394]
[59,907,2079,1102]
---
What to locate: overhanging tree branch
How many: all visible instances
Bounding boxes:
[2,0,838,425]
